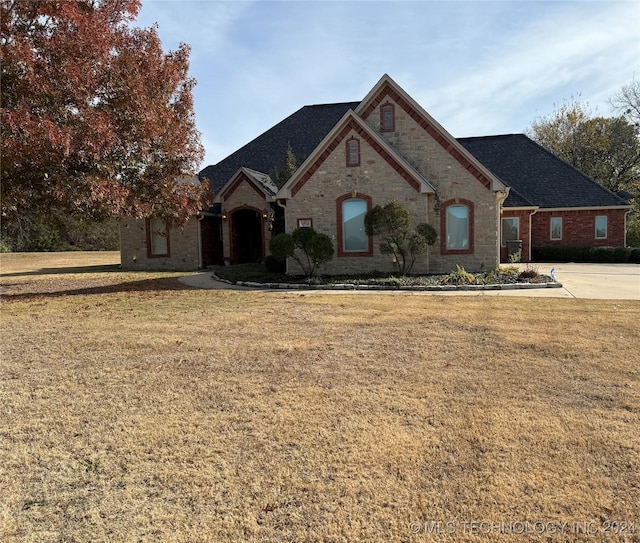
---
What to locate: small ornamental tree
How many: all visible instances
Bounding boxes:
[364,201,437,275]
[269,227,334,277]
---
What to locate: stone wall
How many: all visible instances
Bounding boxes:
[120,217,200,271]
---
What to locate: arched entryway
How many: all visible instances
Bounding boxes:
[230,208,264,263]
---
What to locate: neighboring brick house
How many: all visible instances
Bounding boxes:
[459,135,632,262]
[120,74,631,272]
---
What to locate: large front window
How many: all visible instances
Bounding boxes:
[342,198,368,252]
[446,204,469,250]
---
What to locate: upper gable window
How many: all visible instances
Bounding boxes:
[380,103,395,132]
[346,138,360,167]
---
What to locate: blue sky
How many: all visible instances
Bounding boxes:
[135,0,640,171]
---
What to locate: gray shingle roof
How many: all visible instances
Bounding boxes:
[199,102,360,193]
[199,106,630,211]
[458,134,630,208]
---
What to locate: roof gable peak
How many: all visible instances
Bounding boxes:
[277,109,435,199]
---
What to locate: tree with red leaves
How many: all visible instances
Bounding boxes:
[1,0,210,230]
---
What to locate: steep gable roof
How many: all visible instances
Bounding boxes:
[278,110,435,198]
[458,134,631,209]
[357,74,507,193]
[215,167,277,204]
[199,102,360,193]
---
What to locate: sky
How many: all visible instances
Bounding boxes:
[134,0,640,172]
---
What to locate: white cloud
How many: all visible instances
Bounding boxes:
[136,0,640,167]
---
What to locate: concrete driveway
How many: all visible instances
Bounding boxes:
[525,262,640,300]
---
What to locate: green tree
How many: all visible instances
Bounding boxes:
[364,201,437,275]
[610,79,640,246]
[529,95,640,246]
[269,227,334,277]
[273,144,298,189]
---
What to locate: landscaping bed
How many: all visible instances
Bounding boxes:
[211,263,560,290]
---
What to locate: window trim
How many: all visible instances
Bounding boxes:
[146,217,170,258]
[346,137,360,167]
[501,217,520,247]
[550,217,563,241]
[380,103,395,132]
[595,215,608,239]
[440,198,474,255]
[336,193,373,257]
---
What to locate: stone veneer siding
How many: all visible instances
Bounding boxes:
[220,175,272,263]
[285,95,501,275]
[120,217,200,271]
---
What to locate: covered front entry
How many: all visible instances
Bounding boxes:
[230,208,264,263]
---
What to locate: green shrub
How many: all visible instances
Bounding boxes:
[440,265,477,285]
[268,227,334,277]
[364,201,436,275]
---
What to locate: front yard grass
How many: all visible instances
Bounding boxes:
[1,253,638,542]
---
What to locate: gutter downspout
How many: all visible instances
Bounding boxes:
[528,208,538,263]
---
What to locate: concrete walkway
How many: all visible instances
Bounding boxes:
[179,263,639,300]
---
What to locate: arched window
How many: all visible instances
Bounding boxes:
[380,103,395,132]
[440,199,474,254]
[346,138,360,167]
[337,193,373,257]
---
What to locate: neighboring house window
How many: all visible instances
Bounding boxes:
[146,217,170,257]
[550,217,562,240]
[336,193,373,257]
[501,217,520,246]
[595,215,607,239]
[380,103,395,132]
[346,138,360,167]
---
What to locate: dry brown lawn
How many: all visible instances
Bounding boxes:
[1,252,639,542]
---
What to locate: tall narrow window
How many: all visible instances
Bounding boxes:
[342,199,368,252]
[147,217,169,257]
[380,103,395,132]
[346,138,360,167]
[550,217,562,240]
[501,217,520,246]
[595,215,607,239]
[446,205,469,250]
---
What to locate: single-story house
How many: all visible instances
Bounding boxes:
[120,74,631,273]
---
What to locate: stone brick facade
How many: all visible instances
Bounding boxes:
[282,87,504,275]
[219,173,273,263]
[120,217,200,271]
